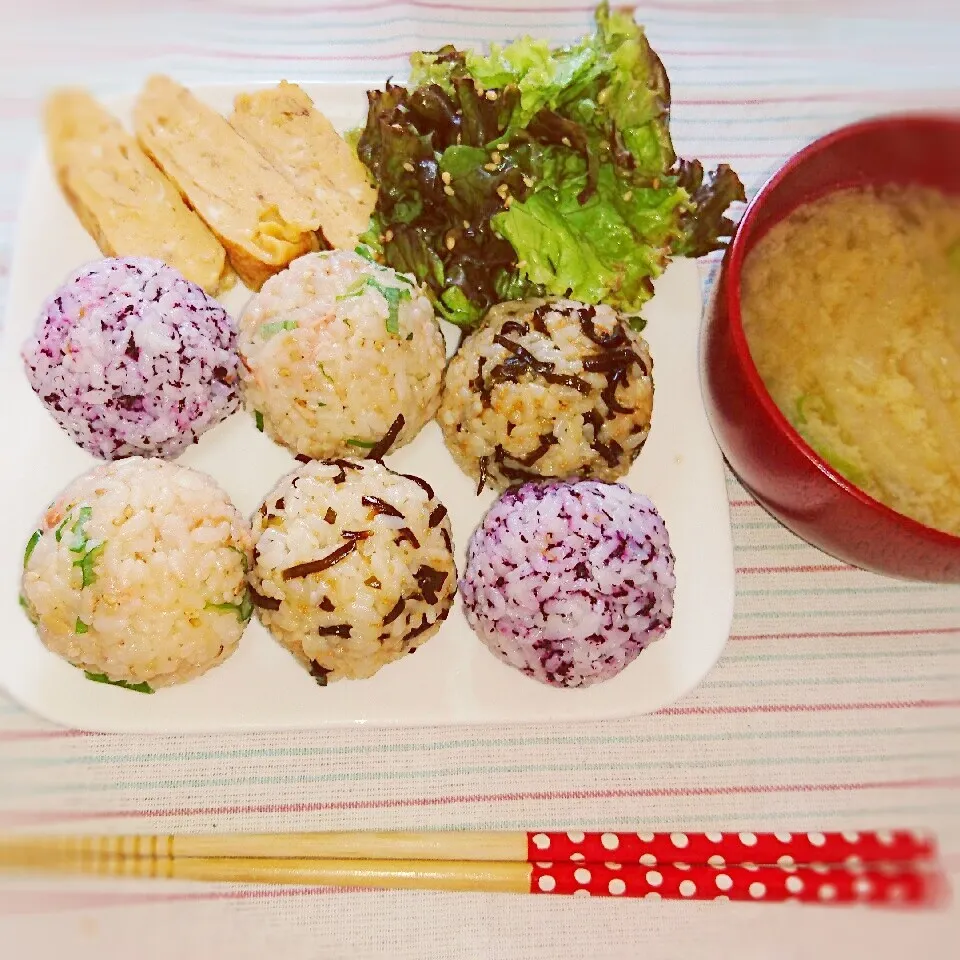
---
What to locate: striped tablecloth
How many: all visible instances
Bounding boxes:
[2,2,959,956]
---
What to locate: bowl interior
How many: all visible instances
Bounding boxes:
[723,112,960,547]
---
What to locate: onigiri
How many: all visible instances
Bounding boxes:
[21,256,240,460]
[249,458,456,684]
[236,250,447,460]
[460,479,675,688]
[19,457,253,690]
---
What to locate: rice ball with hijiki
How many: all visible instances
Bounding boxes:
[21,257,240,460]
[19,458,253,690]
[238,250,446,460]
[460,479,675,688]
[249,458,456,684]
[438,298,654,492]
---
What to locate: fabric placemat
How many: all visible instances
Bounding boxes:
[1,2,958,957]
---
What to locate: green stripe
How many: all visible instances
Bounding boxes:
[735,607,960,619]
[701,673,959,689]
[737,585,943,596]
[732,541,818,552]
[723,649,960,663]
[8,750,956,796]
[6,724,960,769]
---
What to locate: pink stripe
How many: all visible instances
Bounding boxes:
[4,775,959,827]
[661,700,960,715]
[207,1,818,16]
[0,729,99,743]
[0,884,366,916]
[681,91,947,106]
[731,628,960,641]
[2,696,957,743]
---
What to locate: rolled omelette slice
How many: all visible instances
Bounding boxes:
[44,89,233,297]
[133,75,322,291]
[229,81,377,250]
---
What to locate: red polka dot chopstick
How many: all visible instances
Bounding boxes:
[522,830,945,906]
[524,828,936,868]
[0,829,946,906]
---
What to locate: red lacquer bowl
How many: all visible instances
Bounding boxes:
[701,113,960,582]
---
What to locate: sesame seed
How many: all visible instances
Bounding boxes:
[462,220,470,229]
[445,235,456,251]
[384,229,394,242]
[504,195,513,208]
[443,185,455,197]
[516,260,527,269]
[561,136,572,147]
[483,162,497,172]
[402,161,415,173]
[485,90,498,101]
[623,190,633,201]
[441,171,452,185]
[491,151,501,163]
[496,184,510,199]
[522,175,534,188]
[497,142,509,150]
[652,178,660,190]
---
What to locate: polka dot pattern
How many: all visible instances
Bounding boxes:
[524,829,937,871]
[601,833,619,851]
[523,831,942,904]
[527,860,942,905]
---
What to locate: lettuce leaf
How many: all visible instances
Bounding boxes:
[358,2,744,326]
[492,149,689,312]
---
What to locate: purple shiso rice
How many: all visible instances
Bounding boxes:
[21,256,240,460]
[460,479,676,688]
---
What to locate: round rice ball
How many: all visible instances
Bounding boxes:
[460,479,675,688]
[237,250,446,460]
[21,257,240,460]
[249,458,456,683]
[19,457,253,689]
[438,298,654,492]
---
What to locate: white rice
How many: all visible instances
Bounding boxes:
[438,298,655,492]
[237,250,447,459]
[250,458,456,683]
[460,479,675,688]
[19,457,253,689]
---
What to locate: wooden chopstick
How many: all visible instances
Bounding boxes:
[0,829,937,867]
[0,845,945,905]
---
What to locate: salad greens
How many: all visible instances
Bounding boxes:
[356,2,745,327]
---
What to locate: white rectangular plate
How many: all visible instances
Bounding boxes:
[0,82,734,733]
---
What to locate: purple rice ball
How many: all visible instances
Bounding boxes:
[460,479,676,688]
[21,256,240,460]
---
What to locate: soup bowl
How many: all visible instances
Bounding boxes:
[700,113,960,582]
